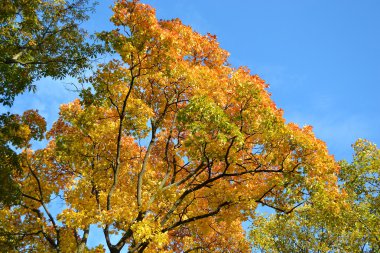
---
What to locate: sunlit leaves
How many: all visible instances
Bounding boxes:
[250,139,380,253]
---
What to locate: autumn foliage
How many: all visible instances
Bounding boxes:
[0,1,342,252]
[250,139,380,252]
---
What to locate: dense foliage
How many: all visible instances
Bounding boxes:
[250,139,380,253]
[0,0,101,106]
[0,0,101,206]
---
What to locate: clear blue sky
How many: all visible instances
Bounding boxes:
[6,0,380,250]
[141,0,380,161]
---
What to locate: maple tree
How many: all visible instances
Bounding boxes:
[0,0,341,252]
[250,139,380,253]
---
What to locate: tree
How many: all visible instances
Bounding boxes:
[0,111,47,207]
[250,139,380,253]
[0,0,102,205]
[0,0,340,252]
[0,0,101,106]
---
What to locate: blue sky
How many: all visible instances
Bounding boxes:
[6,0,380,250]
[140,0,380,161]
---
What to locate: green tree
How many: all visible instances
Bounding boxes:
[0,0,102,205]
[0,0,102,106]
[250,139,380,253]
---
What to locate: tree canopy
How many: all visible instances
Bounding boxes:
[1,0,377,252]
[250,139,380,253]
[0,0,101,106]
[0,0,102,206]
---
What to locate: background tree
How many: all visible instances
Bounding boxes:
[250,139,380,253]
[0,0,102,205]
[0,0,101,106]
[0,0,340,252]
[0,111,47,207]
